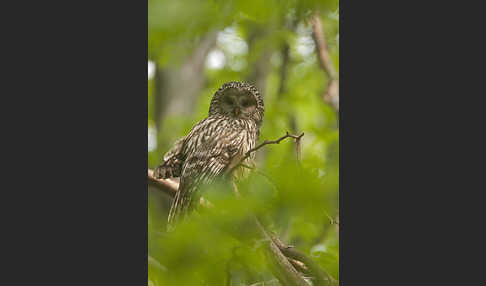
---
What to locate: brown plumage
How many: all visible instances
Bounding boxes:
[154,81,264,229]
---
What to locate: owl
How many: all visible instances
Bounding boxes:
[154,81,265,229]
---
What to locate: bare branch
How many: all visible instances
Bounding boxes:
[270,234,338,286]
[295,134,302,162]
[226,131,305,176]
[253,218,310,286]
[148,169,178,196]
[245,131,304,159]
[310,13,339,112]
[249,279,280,286]
[311,14,337,79]
[148,169,215,207]
[148,255,167,272]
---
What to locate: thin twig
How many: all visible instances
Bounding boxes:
[240,164,278,190]
[148,255,167,272]
[227,131,304,176]
[295,135,302,162]
[323,210,337,225]
[249,279,280,286]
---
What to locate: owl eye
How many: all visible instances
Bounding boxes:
[241,100,251,107]
[224,97,234,105]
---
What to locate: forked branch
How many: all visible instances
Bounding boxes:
[227,131,304,176]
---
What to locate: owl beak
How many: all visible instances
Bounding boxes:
[234,108,241,117]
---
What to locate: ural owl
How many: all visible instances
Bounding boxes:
[154,81,264,228]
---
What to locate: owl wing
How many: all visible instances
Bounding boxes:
[153,137,185,179]
[167,118,246,227]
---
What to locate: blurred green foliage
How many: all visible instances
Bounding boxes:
[148,0,339,285]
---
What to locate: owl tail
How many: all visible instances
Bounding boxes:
[167,188,193,231]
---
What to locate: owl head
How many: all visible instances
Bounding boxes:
[209,81,264,125]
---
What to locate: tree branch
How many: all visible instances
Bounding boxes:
[253,218,310,286]
[295,134,303,162]
[310,14,339,113]
[226,131,304,176]
[270,234,337,286]
[147,169,178,197]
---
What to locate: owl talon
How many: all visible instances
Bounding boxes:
[154,164,177,179]
[153,166,165,179]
